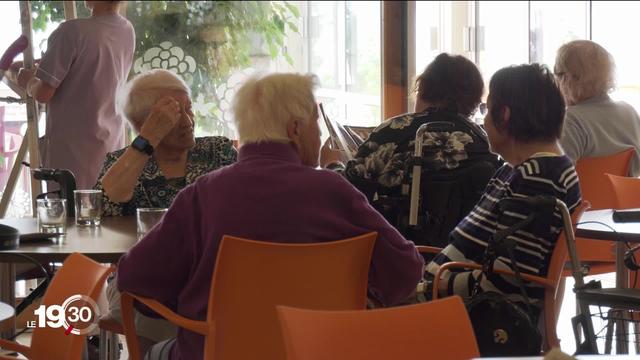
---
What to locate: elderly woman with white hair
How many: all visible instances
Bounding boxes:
[116,72,424,360]
[95,69,237,215]
[556,40,640,176]
[98,69,236,357]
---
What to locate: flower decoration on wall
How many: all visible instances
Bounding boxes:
[133,41,197,84]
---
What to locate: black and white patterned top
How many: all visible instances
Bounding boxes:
[340,108,498,200]
[94,136,237,216]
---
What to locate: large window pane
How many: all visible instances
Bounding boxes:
[0,1,59,217]
[530,1,588,68]
[477,1,528,82]
[592,1,640,111]
[125,1,300,139]
[309,1,381,127]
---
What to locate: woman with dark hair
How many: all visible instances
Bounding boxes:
[322,53,500,247]
[427,64,581,311]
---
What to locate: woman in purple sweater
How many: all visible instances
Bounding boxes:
[116,73,424,360]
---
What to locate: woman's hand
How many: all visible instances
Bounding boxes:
[139,97,181,147]
[320,138,346,168]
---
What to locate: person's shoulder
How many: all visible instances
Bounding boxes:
[194,136,236,156]
[516,155,576,183]
[311,168,363,195]
[195,136,232,147]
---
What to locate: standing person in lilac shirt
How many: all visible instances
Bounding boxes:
[117,73,424,360]
[13,1,135,189]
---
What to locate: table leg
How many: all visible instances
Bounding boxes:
[615,242,629,353]
[0,262,15,339]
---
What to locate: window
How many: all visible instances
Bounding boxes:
[592,1,640,110]
[529,1,588,68]
[0,1,60,218]
[307,1,381,127]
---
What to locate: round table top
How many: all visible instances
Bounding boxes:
[577,209,640,243]
[0,301,14,330]
[0,216,138,263]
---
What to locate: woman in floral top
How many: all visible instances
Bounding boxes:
[94,69,237,216]
[322,53,500,246]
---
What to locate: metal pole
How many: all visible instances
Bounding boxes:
[19,1,42,217]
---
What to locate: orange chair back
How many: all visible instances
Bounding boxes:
[606,173,640,209]
[206,232,377,360]
[571,149,633,267]
[575,148,634,210]
[29,253,113,360]
[277,296,479,360]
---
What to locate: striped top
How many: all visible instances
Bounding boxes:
[426,154,581,306]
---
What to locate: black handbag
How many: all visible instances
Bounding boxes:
[466,287,542,356]
[465,208,544,356]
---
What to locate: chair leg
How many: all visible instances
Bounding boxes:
[108,331,119,360]
[615,310,629,354]
[634,315,640,354]
[605,309,614,354]
[99,329,108,360]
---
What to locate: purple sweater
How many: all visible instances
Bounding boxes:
[117,142,424,360]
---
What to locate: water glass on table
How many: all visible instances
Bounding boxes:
[36,198,67,234]
[136,208,168,239]
[74,190,103,226]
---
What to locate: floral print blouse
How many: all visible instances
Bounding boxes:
[94,136,237,216]
[340,108,498,200]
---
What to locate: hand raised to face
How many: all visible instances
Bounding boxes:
[139,96,181,148]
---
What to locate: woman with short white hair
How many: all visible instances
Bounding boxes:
[233,72,321,165]
[97,69,236,359]
[556,40,640,176]
[95,68,237,215]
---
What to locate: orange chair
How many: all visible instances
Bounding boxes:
[277,296,479,360]
[431,201,590,351]
[0,253,114,360]
[606,173,640,209]
[571,148,634,275]
[121,232,377,360]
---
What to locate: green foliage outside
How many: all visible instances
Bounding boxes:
[30,1,300,137]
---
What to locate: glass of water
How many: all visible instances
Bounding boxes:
[74,190,103,226]
[36,198,67,234]
[136,208,168,239]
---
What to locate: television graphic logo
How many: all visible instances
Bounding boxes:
[27,295,100,335]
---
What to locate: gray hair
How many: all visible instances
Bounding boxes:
[118,69,191,130]
[233,73,318,145]
[555,40,616,105]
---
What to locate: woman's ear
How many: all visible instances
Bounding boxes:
[502,106,511,125]
[287,120,300,140]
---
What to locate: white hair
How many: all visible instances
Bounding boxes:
[233,73,318,145]
[555,40,616,104]
[118,69,191,129]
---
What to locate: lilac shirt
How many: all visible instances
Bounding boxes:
[117,142,424,360]
[36,14,135,189]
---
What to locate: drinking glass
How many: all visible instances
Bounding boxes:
[74,190,103,226]
[36,198,67,234]
[136,208,168,238]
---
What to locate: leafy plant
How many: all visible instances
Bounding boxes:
[29,1,300,137]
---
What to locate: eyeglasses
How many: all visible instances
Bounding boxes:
[478,103,487,116]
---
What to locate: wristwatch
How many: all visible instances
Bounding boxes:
[131,135,154,156]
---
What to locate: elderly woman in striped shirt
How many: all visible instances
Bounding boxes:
[426,64,581,313]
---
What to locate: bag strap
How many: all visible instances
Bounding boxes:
[503,238,537,319]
